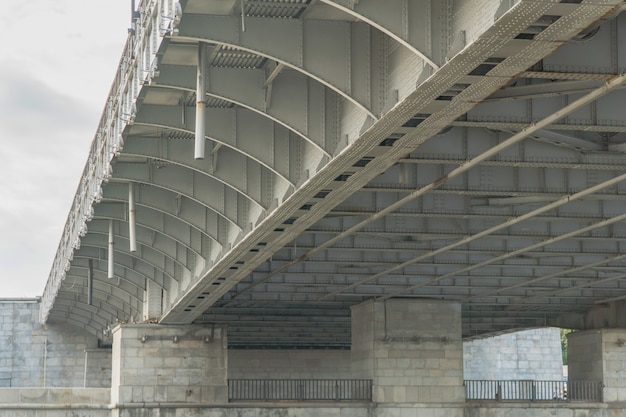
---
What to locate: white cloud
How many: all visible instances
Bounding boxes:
[0,1,130,296]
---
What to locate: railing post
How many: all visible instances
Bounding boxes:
[496,383,502,401]
[532,382,536,401]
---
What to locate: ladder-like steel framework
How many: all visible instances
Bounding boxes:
[42,0,626,348]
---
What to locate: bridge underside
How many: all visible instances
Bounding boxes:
[41,0,626,348]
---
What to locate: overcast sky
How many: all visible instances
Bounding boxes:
[0,1,131,297]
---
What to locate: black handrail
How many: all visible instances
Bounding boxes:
[464,380,602,402]
[228,379,372,402]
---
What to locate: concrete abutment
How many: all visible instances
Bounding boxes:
[568,328,626,403]
[352,299,465,405]
[110,323,228,416]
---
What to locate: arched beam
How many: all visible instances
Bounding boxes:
[99,181,226,246]
[93,201,214,261]
[86,216,202,264]
[105,174,245,233]
[93,201,220,277]
[57,275,142,318]
[151,67,343,158]
[80,232,188,281]
[130,105,302,189]
[74,244,178,292]
[174,14,378,117]
[67,260,145,301]
[318,0,439,69]
[48,290,133,328]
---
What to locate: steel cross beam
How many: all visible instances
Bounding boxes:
[161,2,622,323]
[40,0,626,344]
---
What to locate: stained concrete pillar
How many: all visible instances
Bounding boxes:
[351,299,464,408]
[110,324,227,415]
[568,328,626,403]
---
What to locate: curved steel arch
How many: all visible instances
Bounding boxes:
[58,273,143,318]
[70,245,171,290]
[48,290,132,328]
[130,110,298,190]
[74,243,178,292]
[151,67,338,158]
[99,186,225,247]
[105,172,245,233]
[71,256,151,290]
[173,13,378,118]
[93,201,214,259]
[92,202,221,293]
[66,258,145,300]
[85,215,202,265]
[317,0,439,69]
[122,131,280,210]
[81,230,189,284]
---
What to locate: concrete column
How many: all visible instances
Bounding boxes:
[110,324,227,411]
[351,299,464,406]
[568,328,626,403]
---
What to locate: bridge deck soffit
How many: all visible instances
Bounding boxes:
[41,0,626,347]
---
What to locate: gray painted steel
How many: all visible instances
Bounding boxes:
[40,0,626,348]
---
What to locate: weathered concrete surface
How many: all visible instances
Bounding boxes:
[352,299,464,405]
[464,328,564,381]
[0,300,111,388]
[229,349,352,379]
[0,387,109,417]
[109,403,624,417]
[228,328,566,382]
[113,405,371,417]
[464,403,626,417]
[0,300,566,391]
[0,389,617,417]
[568,329,626,403]
[111,324,228,407]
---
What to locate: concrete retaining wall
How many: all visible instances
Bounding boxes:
[0,398,615,417]
[464,328,564,381]
[464,404,624,417]
[0,387,109,417]
[0,300,111,388]
[228,349,352,379]
[568,329,626,403]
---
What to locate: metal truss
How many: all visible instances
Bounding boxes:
[41,0,626,348]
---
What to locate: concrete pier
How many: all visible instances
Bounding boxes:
[110,324,228,415]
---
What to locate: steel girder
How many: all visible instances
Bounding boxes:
[41,0,626,347]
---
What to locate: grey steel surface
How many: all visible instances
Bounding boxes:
[41,0,626,348]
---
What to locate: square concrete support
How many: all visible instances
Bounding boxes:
[351,299,464,405]
[568,328,626,403]
[110,324,227,409]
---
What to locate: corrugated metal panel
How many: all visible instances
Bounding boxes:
[213,45,267,69]
[206,97,234,108]
[244,0,310,18]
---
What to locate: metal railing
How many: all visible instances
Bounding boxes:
[228,379,372,402]
[40,0,182,325]
[465,380,602,402]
